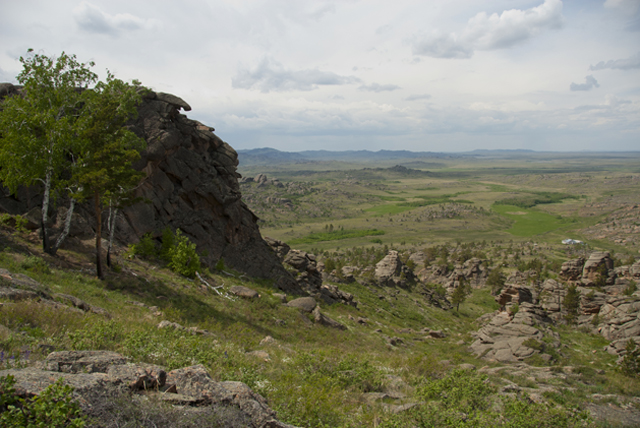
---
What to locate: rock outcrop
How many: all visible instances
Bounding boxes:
[375,251,415,288]
[470,302,556,363]
[1,350,297,428]
[0,84,298,294]
[266,238,356,306]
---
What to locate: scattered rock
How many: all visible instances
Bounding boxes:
[230,286,259,299]
[287,297,317,313]
[312,307,346,330]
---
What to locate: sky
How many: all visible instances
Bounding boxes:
[1,0,639,152]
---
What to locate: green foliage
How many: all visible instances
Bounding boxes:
[494,191,577,209]
[563,284,581,324]
[129,228,201,278]
[451,279,471,311]
[0,51,97,195]
[0,50,98,254]
[381,369,591,427]
[487,267,505,295]
[623,280,637,297]
[510,302,520,315]
[131,233,158,259]
[0,214,28,234]
[166,229,201,278]
[0,376,86,427]
[288,228,385,245]
[215,258,225,271]
[620,339,640,378]
[20,256,51,275]
[160,227,176,263]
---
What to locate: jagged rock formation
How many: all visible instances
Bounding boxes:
[0,84,298,294]
[416,257,487,289]
[1,350,296,428]
[470,302,557,363]
[266,238,356,307]
[375,251,416,287]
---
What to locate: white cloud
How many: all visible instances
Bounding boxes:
[570,75,600,91]
[232,57,361,92]
[590,51,640,70]
[413,0,564,59]
[73,1,161,35]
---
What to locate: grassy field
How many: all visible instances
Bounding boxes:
[240,154,640,256]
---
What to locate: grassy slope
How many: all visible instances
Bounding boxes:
[1,229,639,427]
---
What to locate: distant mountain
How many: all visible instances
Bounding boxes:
[236,148,459,166]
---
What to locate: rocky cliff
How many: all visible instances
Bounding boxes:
[0,83,298,294]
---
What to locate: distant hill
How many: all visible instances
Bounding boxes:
[237,148,460,166]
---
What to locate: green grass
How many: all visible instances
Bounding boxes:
[491,204,574,237]
[287,229,385,245]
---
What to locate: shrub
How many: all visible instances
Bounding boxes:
[159,226,175,263]
[620,339,640,378]
[624,280,637,297]
[487,267,505,295]
[20,255,51,274]
[563,284,580,324]
[167,229,201,278]
[0,376,86,427]
[131,233,158,259]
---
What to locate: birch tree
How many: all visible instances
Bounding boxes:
[0,50,97,254]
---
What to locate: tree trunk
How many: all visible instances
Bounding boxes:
[94,191,103,279]
[51,197,75,255]
[106,204,118,268]
[41,169,52,254]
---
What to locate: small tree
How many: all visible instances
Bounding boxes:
[620,339,640,378]
[451,278,470,311]
[167,229,201,278]
[73,73,145,279]
[563,284,581,324]
[487,267,505,295]
[0,50,97,254]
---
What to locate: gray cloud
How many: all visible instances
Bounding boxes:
[570,75,600,91]
[358,83,401,92]
[590,52,640,70]
[232,57,361,92]
[412,33,473,59]
[73,1,160,35]
[405,94,432,101]
[413,0,564,59]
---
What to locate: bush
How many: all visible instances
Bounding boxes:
[563,284,580,324]
[624,280,637,297]
[0,376,86,427]
[131,233,158,259]
[167,229,201,278]
[20,256,51,274]
[620,339,640,378]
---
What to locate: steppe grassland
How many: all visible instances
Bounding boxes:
[240,154,639,254]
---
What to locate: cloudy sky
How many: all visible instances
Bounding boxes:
[1,0,639,152]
